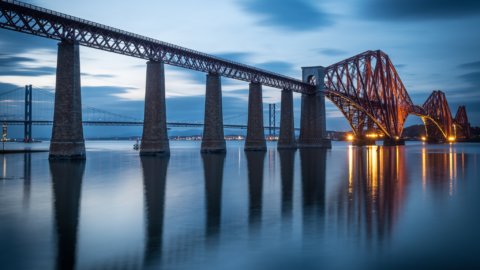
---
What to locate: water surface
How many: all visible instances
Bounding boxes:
[1,141,479,269]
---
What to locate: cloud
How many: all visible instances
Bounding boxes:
[0,82,23,93]
[0,55,36,66]
[459,71,480,86]
[317,48,348,57]
[0,55,56,77]
[0,30,55,54]
[81,72,115,78]
[458,60,480,70]
[239,0,333,31]
[213,52,252,63]
[360,0,480,20]
[167,66,206,86]
[257,61,295,75]
[166,95,248,123]
[0,67,56,77]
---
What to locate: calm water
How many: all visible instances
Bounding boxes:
[1,141,479,270]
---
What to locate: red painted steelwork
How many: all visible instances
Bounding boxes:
[454,106,471,139]
[323,50,469,142]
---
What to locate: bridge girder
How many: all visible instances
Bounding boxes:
[0,0,314,94]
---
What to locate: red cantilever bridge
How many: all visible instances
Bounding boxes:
[324,50,471,145]
[0,0,471,158]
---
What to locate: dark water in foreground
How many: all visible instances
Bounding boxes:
[0,141,479,270]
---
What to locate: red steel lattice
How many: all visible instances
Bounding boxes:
[323,50,468,142]
[324,50,414,138]
[454,106,471,139]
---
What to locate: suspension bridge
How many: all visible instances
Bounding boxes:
[0,0,472,159]
[0,85,282,141]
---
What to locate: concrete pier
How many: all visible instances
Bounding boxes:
[277,89,297,149]
[245,82,266,151]
[49,40,85,160]
[298,67,331,149]
[140,60,170,156]
[201,73,226,153]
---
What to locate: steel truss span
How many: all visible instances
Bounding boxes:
[454,106,471,138]
[323,50,470,141]
[0,0,313,94]
[0,1,471,142]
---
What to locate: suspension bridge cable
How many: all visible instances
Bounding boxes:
[0,87,23,97]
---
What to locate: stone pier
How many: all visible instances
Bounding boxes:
[49,40,85,160]
[140,60,170,156]
[298,66,331,149]
[277,89,297,149]
[201,73,226,153]
[245,82,266,151]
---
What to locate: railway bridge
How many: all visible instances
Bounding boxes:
[0,0,470,159]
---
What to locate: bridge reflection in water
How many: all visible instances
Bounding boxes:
[0,143,474,269]
[330,146,407,244]
[50,160,85,270]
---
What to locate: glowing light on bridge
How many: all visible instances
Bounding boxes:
[346,134,354,141]
[448,136,456,143]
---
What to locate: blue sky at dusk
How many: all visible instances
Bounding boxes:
[1,0,479,138]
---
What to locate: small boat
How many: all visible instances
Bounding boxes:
[133,138,140,150]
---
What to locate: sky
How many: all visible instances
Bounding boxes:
[1,0,480,138]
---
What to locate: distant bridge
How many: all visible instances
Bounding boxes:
[0,86,283,138]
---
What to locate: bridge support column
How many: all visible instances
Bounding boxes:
[140,60,170,156]
[278,89,296,149]
[201,73,226,153]
[298,67,331,149]
[49,40,85,160]
[245,82,266,151]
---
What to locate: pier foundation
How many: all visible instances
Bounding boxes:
[49,40,85,160]
[140,60,170,156]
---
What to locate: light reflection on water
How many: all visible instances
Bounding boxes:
[0,141,479,269]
